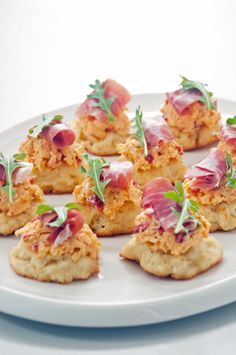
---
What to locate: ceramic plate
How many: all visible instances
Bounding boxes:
[0,94,236,327]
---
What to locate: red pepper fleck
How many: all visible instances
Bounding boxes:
[23,234,30,241]
[145,153,154,164]
[32,242,39,253]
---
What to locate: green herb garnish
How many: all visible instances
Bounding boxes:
[133,106,148,156]
[81,154,110,203]
[0,153,30,203]
[226,116,236,126]
[164,181,199,234]
[87,80,116,122]
[180,75,216,110]
[28,114,63,138]
[36,203,82,228]
[225,153,236,188]
[13,152,26,161]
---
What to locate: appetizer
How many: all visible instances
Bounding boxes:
[120,177,223,279]
[218,116,236,165]
[0,153,44,236]
[73,156,142,236]
[19,114,86,193]
[161,76,221,150]
[10,203,100,283]
[184,148,236,232]
[73,79,131,156]
[117,107,186,188]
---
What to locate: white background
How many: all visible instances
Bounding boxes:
[1,0,236,131]
[1,0,236,354]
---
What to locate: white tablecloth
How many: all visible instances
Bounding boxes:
[1,0,236,354]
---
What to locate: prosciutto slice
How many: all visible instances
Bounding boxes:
[101,161,133,189]
[143,117,173,148]
[0,161,33,186]
[42,123,75,149]
[0,165,6,186]
[77,79,131,121]
[185,148,227,190]
[142,177,178,230]
[220,122,236,147]
[167,88,203,115]
[41,209,84,245]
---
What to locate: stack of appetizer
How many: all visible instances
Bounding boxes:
[1,75,233,284]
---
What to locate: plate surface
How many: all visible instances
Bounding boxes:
[0,94,236,327]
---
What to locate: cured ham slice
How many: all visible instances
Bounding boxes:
[185,148,227,190]
[101,161,133,189]
[167,88,203,115]
[0,161,33,186]
[13,162,33,184]
[66,209,84,234]
[77,79,131,121]
[220,122,236,146]
[142,177,178,230]
[0,165,6,185]
[41,209,84,245]
[143,117,173,148]
[42,123,76,149]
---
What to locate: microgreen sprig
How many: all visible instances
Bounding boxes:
[226,116,236,126]
[180,75,216,110]
[36,203,82,228]
[0,153,30,203]
[28,114,63,138]
[13,152,26,161]
[133,106,148,157]
[87,80,116,122]
[225,153,236,188]
[81,154,110,203]
[164,181,199,234]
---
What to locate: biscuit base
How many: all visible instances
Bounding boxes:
[33,164,84,193]
[168,124,218,151]
[0,203,40,236]
[80,132,127,156]
[82,204,141,237]
[199,202,236,232]
[10,241,99,283]
[120,236,223,279]
[134,160,186,189]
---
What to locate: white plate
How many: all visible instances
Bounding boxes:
[0,93,236,328]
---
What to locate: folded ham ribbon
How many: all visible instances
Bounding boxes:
[142,177,178,230]
[101,161,133,189]
[76,79,131,121]
[40,209,84,246]
[185,148,227,190]
[143,117,173,148]
[167,88,203,115]
[42,123,76,149]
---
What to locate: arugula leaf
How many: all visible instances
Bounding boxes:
[81,154,110,203]
[226,116,236,126]
[13,152,26,161]
[225,152,236,188]
[28,114,63,138]
[65,202,82,211]
[36,204,54,215]
[133,106,148,156]
[87,80,116,122]
[180,75,216,110]
[0,154,27,203]
[164,181,199,234]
